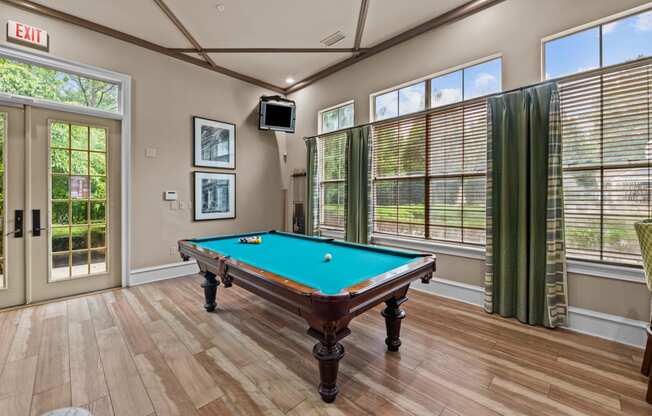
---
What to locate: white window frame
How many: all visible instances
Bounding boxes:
[369,53,503,121]
[540,1,652,81]
[0,44,132,290]
[317,100,354,134]
[367,54,501,250]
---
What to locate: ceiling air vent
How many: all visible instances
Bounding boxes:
[320,31,346,47]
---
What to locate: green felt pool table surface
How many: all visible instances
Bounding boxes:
[189,232,426,295]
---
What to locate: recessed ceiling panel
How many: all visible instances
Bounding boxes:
[205,52,353,87]
[165,0,359,48]
[30,0,193,47]
[363,0,470,47]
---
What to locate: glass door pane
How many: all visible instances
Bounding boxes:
[49,121,108,281]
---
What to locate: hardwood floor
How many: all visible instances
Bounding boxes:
[0,275,649,416]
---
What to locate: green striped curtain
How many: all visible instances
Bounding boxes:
[345,126,371,243]
[305,137,319,236]
[484,83,568,328]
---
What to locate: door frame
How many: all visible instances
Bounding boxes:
[0,44,132,289]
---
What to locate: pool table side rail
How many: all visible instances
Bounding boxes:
[343,256,434,295]
[187,230,332,245]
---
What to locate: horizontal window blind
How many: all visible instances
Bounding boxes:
[318,132,347,230]
[371,98,487,244]
[560,63,651,266]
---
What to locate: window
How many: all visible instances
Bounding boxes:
[545,28,600,79]
[430,58,502,107]
[319,102,354,134]
[50,121,108,280]
[603,11,652,66]
[559,61,652,266]
[317,132,347,230]
[463,59,502,100]
[0,57,119,113]
[374,81,426,120]
[544,8,652,80]
[431,71,463,108]
[372,57,502,120]
[367,56,499,245]
[371,98,488,244]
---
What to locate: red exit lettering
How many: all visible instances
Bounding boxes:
[7,20,48,50]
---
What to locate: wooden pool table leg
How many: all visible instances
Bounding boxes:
[200,271,219,312]
[309,325,351,403]
[382,290,408,352]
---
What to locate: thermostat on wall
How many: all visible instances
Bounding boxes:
[164,191,178,201]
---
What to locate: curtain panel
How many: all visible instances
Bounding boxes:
[305,137,320,236]
[484,83,568,328]
[345,126,371,243]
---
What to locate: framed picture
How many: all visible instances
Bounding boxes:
[193,116,235,169]
[193,172,236,221]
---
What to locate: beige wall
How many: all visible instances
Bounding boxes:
[286,0,652,321]
[1,3,284,270]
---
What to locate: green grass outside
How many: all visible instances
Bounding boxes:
[323,203,485,228]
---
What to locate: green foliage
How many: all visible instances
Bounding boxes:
[566,226,600,250]
[374,121,425,177]
[321,135,346,180]
[0,57,118,112]
[90,128,106,151]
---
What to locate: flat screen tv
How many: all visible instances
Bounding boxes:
[259,96,296,133]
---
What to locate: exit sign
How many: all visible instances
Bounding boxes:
[6,20,49,51]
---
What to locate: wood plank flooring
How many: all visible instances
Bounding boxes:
[0,275,649,416]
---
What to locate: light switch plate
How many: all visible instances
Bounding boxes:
[146,147,157,158]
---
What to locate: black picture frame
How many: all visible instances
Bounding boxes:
[193,171,236,221]
[193,116,236,169]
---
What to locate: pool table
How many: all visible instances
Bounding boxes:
[178,231,436,403]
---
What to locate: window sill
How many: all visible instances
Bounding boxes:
[370,234,485,260]
[370,234,647,284]
[320,227,345,240]
[567,260,645,284]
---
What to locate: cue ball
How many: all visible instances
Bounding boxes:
[324,253,333,262]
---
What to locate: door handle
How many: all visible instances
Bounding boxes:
[14,209,23,238]
[32,209,41,237]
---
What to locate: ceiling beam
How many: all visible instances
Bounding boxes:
[151,0,217,68]
[0,0,285,93]
[353,0,370,51]
[285,0,505,94]
[169,47,370,53]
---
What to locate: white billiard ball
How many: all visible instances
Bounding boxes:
[324,253,333,262]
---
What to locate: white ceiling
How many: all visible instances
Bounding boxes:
[204,52,354,87]
[165,0,361,48]
[32,0,193,47]
[364,0,469,46]
[34,0,473,87]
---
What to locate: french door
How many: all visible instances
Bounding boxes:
[0,105,121,308]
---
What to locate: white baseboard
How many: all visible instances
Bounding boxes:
[567,307,647,348]
[129,260,199,286]
[413,278,647,348]
[413,277,485,306]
